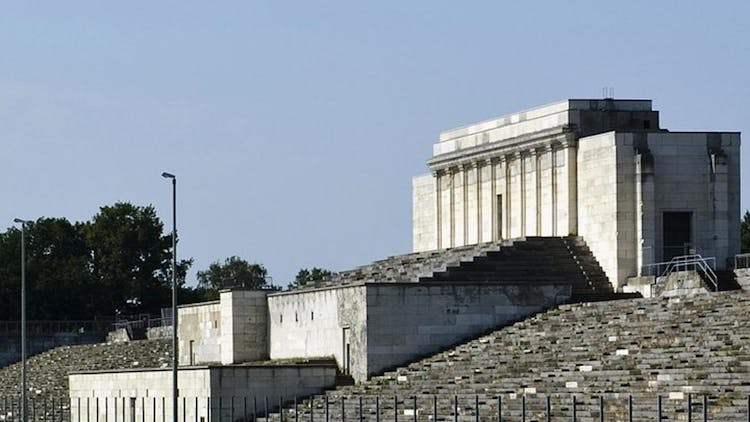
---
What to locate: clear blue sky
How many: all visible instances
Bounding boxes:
[2,1,749,286]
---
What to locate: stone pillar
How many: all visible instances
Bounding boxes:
[476,160,484,243]
[449,167,457,247]
[220,288,270,365]
[434,170,443,249]
[462,163,470,246]
[557,138,578,235]
[551,144,558,235]
[490,158,497,241]
[635,150,655,274]
[711,151,730,267]
[519,151,526,237]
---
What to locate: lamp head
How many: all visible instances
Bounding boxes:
[161,172,176,179]
[13,218,26,224]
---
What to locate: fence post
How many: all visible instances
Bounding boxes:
[358,396,363,422]
[453,395,458,422]
[432,396,437,422]
[703,395,708,422]
[498,395,502,422]
[688,393,692,422]
[265,397,269,421]
[324,396,328,422]
[546,395,551,422]
[295,397,299,422]
[658,395,662,421]
[281,396,285,422]
[571,395,576,422]
[521,395,526,422]
[628,395,632,422]
[393,395,398,422]
[599,395,604,422]
[230,397,234,422]
[309,396,313,422]
[475,395,480,422]
[341,396,345,422]
[375,396,379,422]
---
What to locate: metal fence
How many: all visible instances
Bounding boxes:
[1,393,748,422]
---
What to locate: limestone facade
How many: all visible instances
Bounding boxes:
[412,99,741,289]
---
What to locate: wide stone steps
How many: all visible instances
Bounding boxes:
[258,290,750,421]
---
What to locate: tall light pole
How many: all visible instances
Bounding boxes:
[13,218,28,422]
[161,172,178,422]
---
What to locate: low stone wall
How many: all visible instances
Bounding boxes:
[69,364,337,422]
[146,325,172,340]
[655,271,707,298]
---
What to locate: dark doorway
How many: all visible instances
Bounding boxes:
[342,328,351,375]
[663,212,692,261]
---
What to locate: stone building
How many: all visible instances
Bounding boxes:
[412,99,741,288]
[69,98,741,417]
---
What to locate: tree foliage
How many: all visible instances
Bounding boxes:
[742,210,750,253]
[196,256,272,291]
[289,267,333,289]
[0,202,193,320]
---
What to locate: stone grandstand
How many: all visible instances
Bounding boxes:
[264,290,750,421]
[0,339,170,397]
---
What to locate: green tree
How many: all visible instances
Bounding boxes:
[196,256,272,290]
[0,218,93,320]
[289,267,333,289]
[85,202,192,316]
[742,211,750,253]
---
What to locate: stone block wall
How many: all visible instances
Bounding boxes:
[268,285,368,380]
[219,289,269,364]
[178,301,221,365]
[364,283,571,379]
[69,365,337,422]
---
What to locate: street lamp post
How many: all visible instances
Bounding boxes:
[13,218,28,422]
[161,172,178,422]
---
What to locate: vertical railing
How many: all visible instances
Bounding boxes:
[0,393,744,421]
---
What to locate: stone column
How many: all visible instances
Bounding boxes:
[558,138,578,235]
[476,160,484,243]
[434,169,443,250]
[462,163,470,246]
[517,151,526,237]
[449,166,457,247]
[551,144,558,235]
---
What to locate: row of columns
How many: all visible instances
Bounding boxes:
[432,141,577,249]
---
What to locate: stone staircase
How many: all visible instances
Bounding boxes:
[420,237,622,301]
[0,339,171,397]
[300,237,633,302]
[260,290,750,421]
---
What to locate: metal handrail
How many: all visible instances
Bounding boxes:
[735,253,750,270]
[641,254,718,292]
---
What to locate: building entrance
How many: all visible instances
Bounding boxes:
[663,211,692,261]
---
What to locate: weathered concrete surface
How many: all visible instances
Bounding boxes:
[69,364,337,422]
[269,282,570,382]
